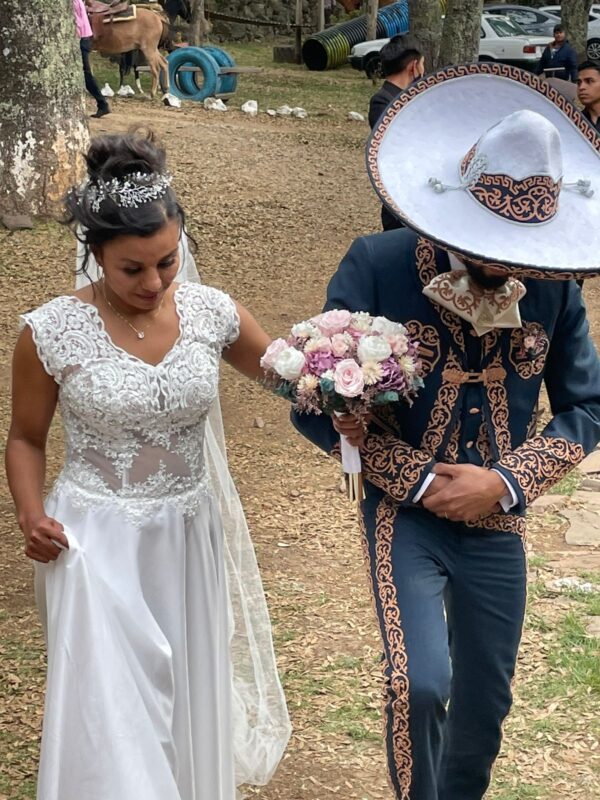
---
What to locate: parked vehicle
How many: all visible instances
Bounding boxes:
[483,4,559,37]
[541,5,600,20]
[349,15,548,78]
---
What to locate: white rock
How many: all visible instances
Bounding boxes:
[101,83,115,97]
[241,100,258,116]
[291,106,308,119]
[204,97,228,112]
[546,577,598,593]
[276,104,292,116]
[347,111,365,122]
[266,109,277,117]
[163,93,181,108]
[564,508,600,546]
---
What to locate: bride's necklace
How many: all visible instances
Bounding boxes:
[100,281,164,340]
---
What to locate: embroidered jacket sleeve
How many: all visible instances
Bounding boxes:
[291,236,436,505]
[493,282,600,512]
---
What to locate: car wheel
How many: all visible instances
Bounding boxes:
[365,54,383,80]
[587,38,600,60]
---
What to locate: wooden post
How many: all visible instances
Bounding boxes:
[317,0,325,32]
[295,0,303,63]
[366,0,378,42]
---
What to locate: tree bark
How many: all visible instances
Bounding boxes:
[561,0,593,61]
[0,0,89,218]
[438,0,484,68]
[187,0,207,45]
[407,0,443,71]
[366,0,378,41]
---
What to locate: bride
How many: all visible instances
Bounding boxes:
[5,130,290,800]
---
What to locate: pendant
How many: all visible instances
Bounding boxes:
[137,331,145,340]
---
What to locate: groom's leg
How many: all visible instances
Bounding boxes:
[438,529,527,800]
[361,495,454,800]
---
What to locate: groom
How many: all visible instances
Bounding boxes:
[292,65,600,800]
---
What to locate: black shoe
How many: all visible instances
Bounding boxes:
[91,107,110,118]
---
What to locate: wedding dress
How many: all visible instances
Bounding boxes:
[22,281,290,800]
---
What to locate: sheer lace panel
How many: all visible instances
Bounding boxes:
[21,283,240,521]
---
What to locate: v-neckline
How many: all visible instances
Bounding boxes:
[70,283,185,368]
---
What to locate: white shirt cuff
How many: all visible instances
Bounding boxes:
[492,469,518,512]
[413,471,435,503]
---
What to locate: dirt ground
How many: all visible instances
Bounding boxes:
[1,99,599,800]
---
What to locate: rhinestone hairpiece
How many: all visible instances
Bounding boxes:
[86,171,172,212]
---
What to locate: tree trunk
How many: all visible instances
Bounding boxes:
[187,0,207,45]
[438,0,484,68]
[366,0,378,41]
[561,0,592,60]
[0,0,89,218]
[408,0,443,71]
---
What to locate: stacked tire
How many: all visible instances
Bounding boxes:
[168,46,238,102]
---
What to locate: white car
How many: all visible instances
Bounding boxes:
[348,15,549,78]
[539,5,600,59]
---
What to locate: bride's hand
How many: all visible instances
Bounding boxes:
[332,413,371,448]
[21,516,68,563]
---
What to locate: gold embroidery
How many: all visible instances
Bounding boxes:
[442,365,507,386]
[424,271,525,316]
[445,420,461,463]
[405,320,441,378]
[496,435,585,504]
[415,238,438,287]
[464,512,526,538]
[486,352,511,458]
[362,433,433,502]
[374,496,413,798]
[420,350,462,457]
[509,322,549,379]
[482,329,501,358]
[475,421,493,468]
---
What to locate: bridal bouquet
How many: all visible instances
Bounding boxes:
[261,309,424,501]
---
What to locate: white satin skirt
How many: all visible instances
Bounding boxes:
[35,491,236,800]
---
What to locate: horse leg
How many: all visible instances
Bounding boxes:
[158,52,169,95]
[135,66,144,95]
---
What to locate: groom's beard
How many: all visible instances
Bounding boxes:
[464,260,509,291]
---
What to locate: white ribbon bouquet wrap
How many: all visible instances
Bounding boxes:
[261,310,425,504]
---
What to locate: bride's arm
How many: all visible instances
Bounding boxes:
[5,329,68,561]
[222,302,271,382]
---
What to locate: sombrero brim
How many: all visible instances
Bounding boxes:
[367,63,600,277]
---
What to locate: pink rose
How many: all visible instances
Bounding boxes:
[524,335,537,350]
[331,333,350,357]
[261,338,288,370]
[334,359,365,398]
[388,333,409,356]
[314,309,352,337]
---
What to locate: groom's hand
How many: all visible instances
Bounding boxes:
[422,463,506,522]
[332,413,370,448]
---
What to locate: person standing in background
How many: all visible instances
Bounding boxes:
[368,36,425,232]
[73,0,110,118]
[536,24,578,82]
[577,60,600,132]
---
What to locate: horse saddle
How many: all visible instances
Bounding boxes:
[88,0,136,39]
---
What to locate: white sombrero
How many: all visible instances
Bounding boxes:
[367,63,600,278]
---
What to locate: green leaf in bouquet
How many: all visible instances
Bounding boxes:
[274,382,297,401]
[319,377,335,394]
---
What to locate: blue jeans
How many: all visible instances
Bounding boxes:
[361,497,527,799]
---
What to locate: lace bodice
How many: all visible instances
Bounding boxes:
[22,283,240,521]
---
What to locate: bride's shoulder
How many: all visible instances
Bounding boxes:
[21,293,87,322]
[178,282,235,310]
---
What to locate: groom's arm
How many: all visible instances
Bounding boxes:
[291,235,436,505]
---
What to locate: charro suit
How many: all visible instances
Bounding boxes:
[292,229,600,799]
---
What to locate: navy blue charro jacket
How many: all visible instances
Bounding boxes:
[292,229,600,535]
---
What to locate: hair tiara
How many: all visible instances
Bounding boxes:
[82,171,173,213]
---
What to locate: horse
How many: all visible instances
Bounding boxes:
[88,2,171,99]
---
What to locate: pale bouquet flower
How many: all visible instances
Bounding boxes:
[261,310,425,503]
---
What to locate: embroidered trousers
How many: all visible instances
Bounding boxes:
[361,495,527,800]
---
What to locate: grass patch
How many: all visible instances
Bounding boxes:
[528,553,549,570]
[548,469,582,495]
[323,696,380,742]
[549,612,600,694]
[91,41,375,119]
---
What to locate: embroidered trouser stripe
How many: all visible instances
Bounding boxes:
[361,499,527,800]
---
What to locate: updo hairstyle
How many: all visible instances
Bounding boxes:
[64,129,193,279]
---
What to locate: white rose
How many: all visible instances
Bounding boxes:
[273,347,306,380]
[291,321,320,339]
[371,316,406,337]
[357,335,392,364]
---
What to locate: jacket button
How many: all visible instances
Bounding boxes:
[466,440,474,448]
[469,407,480,414]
